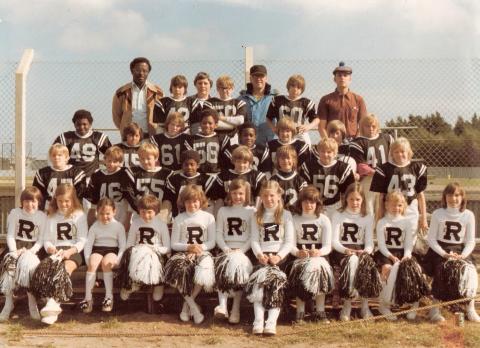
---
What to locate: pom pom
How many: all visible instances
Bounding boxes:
[354,253,382,298]
[15,250,40,289]
[194,253,215,292]
[215,251,253,292]
[246,265,287,309]
[30,254,72,302]
[128,244,164,286]
[395,258,430,305]
[0,252,17,294]
[164,253,196,296]
[338,254,359,299]
[115,246,133,290]
[289,256,334,301]
[433,259,478,301]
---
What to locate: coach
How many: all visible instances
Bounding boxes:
[318,62,367,139]
[112,57,163,137]
[240,65,277,148]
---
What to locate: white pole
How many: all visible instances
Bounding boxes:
[15,49,34,206]
[244,46,253,88]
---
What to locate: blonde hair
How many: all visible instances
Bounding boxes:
[359,114,380,137]
[231,145,253,164]
[326,120,347,139]
[275,145,297,170]
[276,117,297,135]
[295,185,323,217]
[49,184,83,217]
[225,179,251,207]
[442,182,466,212]
[177,184,208,211]
[216,75,234,89]
[105,146,124,162]
[384,191,407,216]
[389,137,413,161]
[138,142,159,159]
[49,143,69,158]
[340,182,367,216]
[256,180,284,226]
[317,138,338,154]
[286,74,305,93]
[165,112,186,131]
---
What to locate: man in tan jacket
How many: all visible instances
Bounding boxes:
[112,57,163,137]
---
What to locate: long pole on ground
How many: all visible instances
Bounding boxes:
[15,49,34,205]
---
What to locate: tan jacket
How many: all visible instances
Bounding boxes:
[112,81,163,136]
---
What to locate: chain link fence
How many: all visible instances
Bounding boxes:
[0,58,479,177]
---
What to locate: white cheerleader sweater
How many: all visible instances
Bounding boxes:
[171,210,216,252]
[43,211,88,252]
[251,208,294,259]
[331,209,374,254]
[427,207,475,258]
[6,208,47,253]
[84,219,127,262]
[216,205,255,253]
[376,213,414,259]
[126,215,171,255]
[291,213,332,257]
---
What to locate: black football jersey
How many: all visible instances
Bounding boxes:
[152,96,192,127]
[150,133,192,171]
[86,167,136,206]
[33,165,86,208]
[270,171,308,211]
[301,156,355,206]
[263,138,310,171]
[266,95,316,125]
[131,166,173,202]
[190,132,230,174]
[165,172,217,216]
[338,139,352,157]
[349,133,393,168]
[187,96,214,134]
[209,97,247,122]
[115,142,141,168]
[54,130,111,177]
[370,161,428,205]
[224,143,269,172]
[213,168,267,201]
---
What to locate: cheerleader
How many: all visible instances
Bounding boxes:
[331,183,378,321]
[246,180,294,336]
[214,179,255,324]
[166,184,216,324]
[425,183,480,322]
[81,198,126,313]
[37,184,88,325]
[290,185,333,323]
[375,191,423,321]
[0,187,46,321]
[119,195,170,304]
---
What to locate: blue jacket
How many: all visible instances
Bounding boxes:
[239,83,277,127]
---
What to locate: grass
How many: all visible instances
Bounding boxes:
[100,317,121,329]
[5,323,24,342]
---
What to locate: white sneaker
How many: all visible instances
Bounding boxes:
[378,303,397,321]
[179,302,191,322]
[467,309,480,322]
[191,303,205,324]
[252,320,264,335]
[120,283,140,301]
[40,298,62,318]
[41,315,58,325]
[228,309,240,324]
[429,307,445,323]
[339,306,351,321]
[214,305,228,320]
[0,306,13,322]
[263,322,276,336]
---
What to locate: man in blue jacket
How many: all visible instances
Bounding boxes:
[240,65,277,149]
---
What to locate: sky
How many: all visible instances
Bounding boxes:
[1,0,479,61]
[0,0,479,161]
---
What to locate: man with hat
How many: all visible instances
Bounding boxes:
[240,64,277,148]
[317,62,367,139]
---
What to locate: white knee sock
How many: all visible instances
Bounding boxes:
[85,272,96,301]
[27,292,40,319]
[231,291,242,315]
[266,307,281,326]
[0,292,14,320]
[361,297,369,311]
[218,291,228,310]
[153,285,164,301]
[296,297,305,314]
[315,293,326,312]
[103,272,113,299]
[253,301,265,325]
[191,284,202,299]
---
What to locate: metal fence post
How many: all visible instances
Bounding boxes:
[244,46,253,88]
[15,49,34,206]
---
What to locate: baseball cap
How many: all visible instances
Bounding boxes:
[250,65,267,76]
[333,61,352,74]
